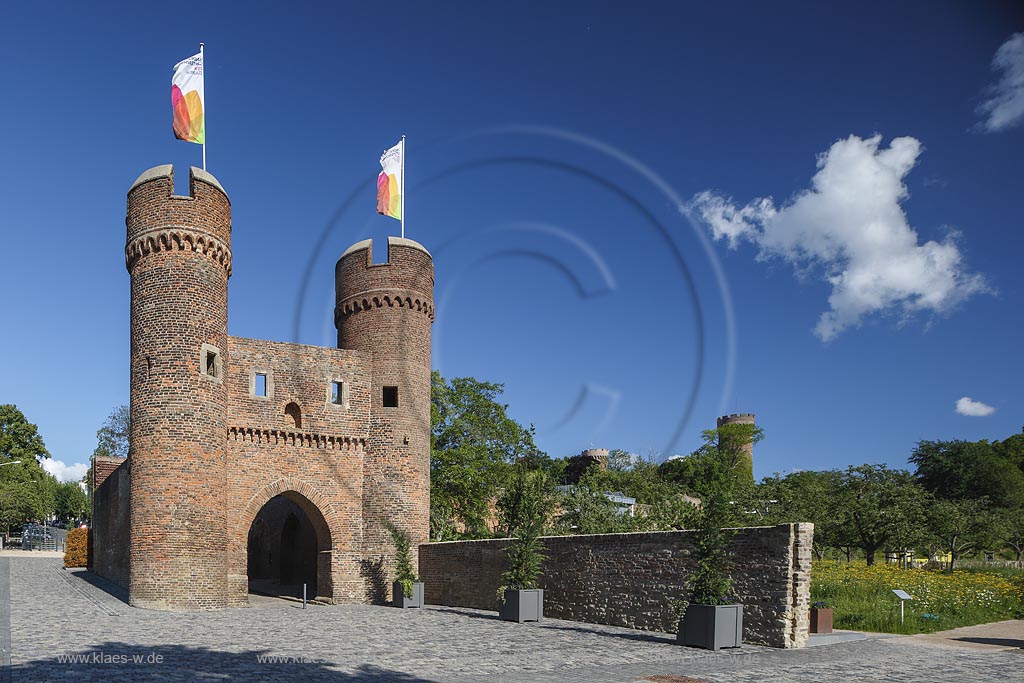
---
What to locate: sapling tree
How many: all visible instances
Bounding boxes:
[496,467,554,603]
[384,521,418,598]
[686,422,763,606]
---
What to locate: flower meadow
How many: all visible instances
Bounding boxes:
[810,560,1024,634]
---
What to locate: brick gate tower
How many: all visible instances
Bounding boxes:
[91,164,434,610]
[335,238,434,570]
[125,165,233,609]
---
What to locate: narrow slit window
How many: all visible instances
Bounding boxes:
[383,386,398,408]
[200,344,222,382]
[255,373,267,397]
[331,381,344,405]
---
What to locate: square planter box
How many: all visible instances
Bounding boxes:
[499,588,544,623]
[678,604,743,650]
[810,607,833,634]
[392,581,424,608]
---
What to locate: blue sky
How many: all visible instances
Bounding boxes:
[1,2,1022,483]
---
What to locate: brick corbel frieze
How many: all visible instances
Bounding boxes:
[125,227,233,276]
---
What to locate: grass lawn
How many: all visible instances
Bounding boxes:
[810,560,1024,634]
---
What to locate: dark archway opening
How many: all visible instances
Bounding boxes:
[247,493,323,599]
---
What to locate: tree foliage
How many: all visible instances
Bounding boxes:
[832,464,928,565]
[910,438,1024,509]
[686,424,761,604]
[496,466,553,600]
[927,498,1006,571]
[92,405,130,460]
[55,481,89,520]
[0,404,59,527]
[552,472,635,535]
[384,521,417,597]
[430,372,544,540]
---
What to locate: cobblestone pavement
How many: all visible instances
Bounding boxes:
[2,557,1019,682]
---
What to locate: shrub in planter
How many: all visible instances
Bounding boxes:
[63,527,88,568]
[496,467,554,623]
[677,423,763,650]
[385,522,423,608]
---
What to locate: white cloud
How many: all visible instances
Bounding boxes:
[977,33,1024,133]
[40,458,89,483]
[686,134,990,341]
[955,396,996,417]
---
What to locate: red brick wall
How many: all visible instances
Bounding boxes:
[336,237,433,596]
[90,458,130,588]
[103,166,434,610]
[93,455,127,489]
[223,336,371,603]
[125,165,232,610]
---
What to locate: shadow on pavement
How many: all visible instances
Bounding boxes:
[951,637,1024,649]
[426,607,676,645]
[65,569,129,605]
[12,643,436,682]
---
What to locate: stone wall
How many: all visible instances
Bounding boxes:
[420,523,813,648]
[90,459,130,589]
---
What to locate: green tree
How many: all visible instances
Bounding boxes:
[496,466,553,601]
[496,466,556,538]
[660,423,761,501]
[430,372,544,540]
[686,424,761,604]
[55,481,89,520]
[757,469,842,559]
[383,521,418,597]
[0,404,59,525]
[1,404,50,464]
[645,493,701,531]
[834,464,928,565]
[927,498,1006,571]
[553,471,635,535]
[92,404,130,460]
[997,506,1024,563]
[911,438,1024,509]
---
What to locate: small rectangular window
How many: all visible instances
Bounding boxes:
[255,373,267,397]
[383,386,398,408]
[201,344,222,381]
[331,381,344,405]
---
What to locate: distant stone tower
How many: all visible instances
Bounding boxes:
[716,413,756,486]
[335,237,434,569]
[125,165,233,609]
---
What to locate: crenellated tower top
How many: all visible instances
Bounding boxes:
[125,165,232,276]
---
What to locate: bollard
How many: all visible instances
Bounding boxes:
[303,583,307,609]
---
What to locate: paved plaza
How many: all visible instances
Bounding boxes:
[1,556,1019,682]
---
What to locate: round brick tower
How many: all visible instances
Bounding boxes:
[716,413,756,486]
[335,237,433,581]
[125,165,232,610]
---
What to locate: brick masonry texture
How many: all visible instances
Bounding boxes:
[90,165,434,610]
[89,458,129,587]
[336,238,434,593]
[420,523,814,648]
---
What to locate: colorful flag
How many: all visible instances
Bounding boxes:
[377,140,403,220]
[172,51,205,144]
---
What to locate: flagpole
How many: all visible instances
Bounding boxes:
[400,134,406,239]
[200,42,206,171]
